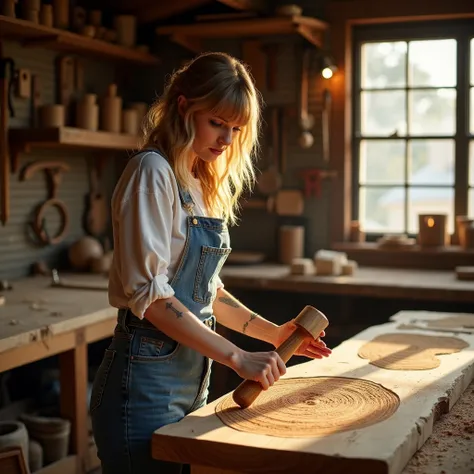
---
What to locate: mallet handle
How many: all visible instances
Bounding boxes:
[232,326,314,409]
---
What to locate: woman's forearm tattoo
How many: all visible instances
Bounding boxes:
[165,302,183,319]
[243,312,258,333]
[218,296,240,308]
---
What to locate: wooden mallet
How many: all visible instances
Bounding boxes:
[232,305,329,409]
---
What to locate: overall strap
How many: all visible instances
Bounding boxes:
[176,184,195,217]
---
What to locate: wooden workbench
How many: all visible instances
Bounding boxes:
[152,310,474,474]
[0,274,115,474]
[220,264,474,303]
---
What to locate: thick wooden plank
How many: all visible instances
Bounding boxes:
[0,15,158,65]
[220,264,474,303]
[153,312,474,474]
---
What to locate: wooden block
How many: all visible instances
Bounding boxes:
[342,260,358,276]
[290,258,314,275]
[315,257,341,275]
[314,250,347,275]
[275,190,304,216]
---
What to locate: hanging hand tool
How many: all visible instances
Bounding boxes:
[21,160,71,245]
[0,41,16,226]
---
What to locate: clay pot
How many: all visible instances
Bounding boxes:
[29,439,43,472]
[90,251,114,274]
[21,412,70,465]
[68,236,104,271]
[39,104,65,128]
[0,421,29,467]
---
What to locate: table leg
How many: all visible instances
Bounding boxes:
[59,329,88,474]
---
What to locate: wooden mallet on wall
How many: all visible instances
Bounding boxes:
[232,306,329,408]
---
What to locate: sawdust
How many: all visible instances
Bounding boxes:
[403,380,474,474]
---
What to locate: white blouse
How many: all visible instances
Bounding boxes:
[108,150,224,319]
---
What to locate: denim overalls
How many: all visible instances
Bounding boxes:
[90,155,232,474]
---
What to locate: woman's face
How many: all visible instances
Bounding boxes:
[192,110,244,164]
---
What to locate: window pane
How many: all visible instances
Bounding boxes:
[469,189,474,216]
[409,40,456,87]
[470,141,474,186]
[471,38,474,86]
[360,186,405,233]
[361,91,406,136]
[359,140,405,184]
[408,140,454,185]
[361,42,407,89]
[408,187,454,233]
[409,89,456,136]
[471,87,474,134]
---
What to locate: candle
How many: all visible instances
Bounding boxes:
[417,214,448,247]
[349,220,365,242]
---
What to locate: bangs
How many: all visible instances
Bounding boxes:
[209,83,252,126]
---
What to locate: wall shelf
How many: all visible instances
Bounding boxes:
[9,127,139,172]
[0,15,159,65]
[332,242,474,270]
[156,15,329,51]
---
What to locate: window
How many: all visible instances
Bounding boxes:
[353,21,473,236]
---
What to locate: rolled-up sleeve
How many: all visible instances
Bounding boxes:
[215,275,224,291]
[116,162,176,318]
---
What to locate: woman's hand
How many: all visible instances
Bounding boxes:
[273,320,332,359]
[230,349,286,390]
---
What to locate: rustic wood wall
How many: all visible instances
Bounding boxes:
[0,41,120,280]
[0,0,347,280]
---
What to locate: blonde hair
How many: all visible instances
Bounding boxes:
[140,51,261,225]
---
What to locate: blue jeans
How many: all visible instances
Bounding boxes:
[90,314,215,474]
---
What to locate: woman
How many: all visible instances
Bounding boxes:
[90,51,331,474]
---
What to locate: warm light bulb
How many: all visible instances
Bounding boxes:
[322,67,333,79]
[427,217,435,227]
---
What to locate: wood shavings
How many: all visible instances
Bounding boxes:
[216,377,399,437]
[358,333,469,370]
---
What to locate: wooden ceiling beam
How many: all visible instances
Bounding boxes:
[216,0,267,11]
[113,0,267,23]
[135,0,212,22]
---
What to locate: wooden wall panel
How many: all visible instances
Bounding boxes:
[0,41,117,280]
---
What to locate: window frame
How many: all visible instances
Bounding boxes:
[351,20,472,239]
